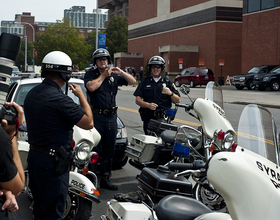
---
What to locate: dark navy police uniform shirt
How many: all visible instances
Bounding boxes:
[84,68,128,109]
[133,76,180,110]
[24,78,85,148]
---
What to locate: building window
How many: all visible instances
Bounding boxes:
[261,0,274,10]
[87,29,92,33]
[39,27,45,31]
[248,0,274,13]
[79,29,84,32]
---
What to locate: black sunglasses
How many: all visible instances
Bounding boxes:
[151,65,161,69]
[96,57,107,62]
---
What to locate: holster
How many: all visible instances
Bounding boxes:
[54,146,73,175]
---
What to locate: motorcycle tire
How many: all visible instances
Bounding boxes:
[63,191,92,220]
[193,176,227,213]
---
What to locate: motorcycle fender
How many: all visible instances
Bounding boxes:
[17,141,29,171]
[69,171,100,203]
[194,212,232,220]
[69,171,96,191]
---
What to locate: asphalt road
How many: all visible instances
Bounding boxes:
[9,84,280,219]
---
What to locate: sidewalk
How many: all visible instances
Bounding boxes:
[119,85,280,109]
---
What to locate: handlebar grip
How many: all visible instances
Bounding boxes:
[175,103,192,110]
[168,160,205,171]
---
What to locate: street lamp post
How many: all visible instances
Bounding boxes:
[96,0,99,50]
[20,22,35,72]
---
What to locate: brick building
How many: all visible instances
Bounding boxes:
[100,0,280,81]
[99,0,243,81]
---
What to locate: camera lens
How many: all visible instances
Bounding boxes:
[0,33,21,106]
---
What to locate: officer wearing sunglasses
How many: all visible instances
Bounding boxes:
[134,55,180,134]
[84,49,135,190]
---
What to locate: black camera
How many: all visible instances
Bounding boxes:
[0,105,18,125]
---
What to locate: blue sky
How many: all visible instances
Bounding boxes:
[0,0,99,23]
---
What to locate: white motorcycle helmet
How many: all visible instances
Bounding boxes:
[148,55,165,73]
[41,51,72,82]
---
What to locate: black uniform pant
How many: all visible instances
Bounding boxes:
[28,150,69,220]
[93,113,117,160]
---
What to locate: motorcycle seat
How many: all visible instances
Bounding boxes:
[160,130,176,145]
[155,194,212,220]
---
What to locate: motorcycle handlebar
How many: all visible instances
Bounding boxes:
[175,103,193,111]
[168,160,205,171]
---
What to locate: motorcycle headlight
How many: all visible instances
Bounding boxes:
[76,141,92,160]
[116,127,127,139]
[223,131,235,150]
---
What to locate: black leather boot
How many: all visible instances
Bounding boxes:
[100,159,118,190]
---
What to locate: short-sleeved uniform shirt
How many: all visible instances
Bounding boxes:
[133,76,180,110]
[0,127,17,219]
[84,68,128,109]
[0,127,17,182]
[24,78,86,148]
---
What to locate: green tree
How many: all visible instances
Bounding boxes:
[34,19,93,69]
[105,15,128,61]
[15,39,34,72]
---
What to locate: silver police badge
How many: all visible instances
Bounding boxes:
[110,76,114,82]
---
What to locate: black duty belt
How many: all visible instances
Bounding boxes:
[92,106,118,116]
[30,145,56,156]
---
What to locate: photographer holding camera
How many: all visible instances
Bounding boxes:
[0,102,25,219]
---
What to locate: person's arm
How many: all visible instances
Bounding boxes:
[162,87,180,103]
[110,67,136,85]
[86,69,109,92]
[0,190,18,213]
[0,102,25,196]
[69,84,93,130]
[135,96,158,110]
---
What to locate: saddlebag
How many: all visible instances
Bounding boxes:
[138,166,193,200]
[125,134,161,163]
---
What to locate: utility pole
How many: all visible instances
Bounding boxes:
[95,0,99,50]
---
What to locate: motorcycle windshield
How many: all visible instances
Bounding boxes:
[205,81,223,109]
[237,104,279,165]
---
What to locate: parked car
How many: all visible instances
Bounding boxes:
[6,77,128,168]
[231,65,278,90]
[174,67,215,88]
[253,66,280,91]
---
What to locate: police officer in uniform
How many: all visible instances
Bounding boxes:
[84,49,135,190]
[24,51,93,219]
[134,56,180,134]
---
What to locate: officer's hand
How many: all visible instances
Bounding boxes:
[69,83,84,98]
[110,67,123,75]
[162,87,172,95]
[1,102,25,136]
[103,68,111,78]
[1,190,19,213]
[148,103,158,111]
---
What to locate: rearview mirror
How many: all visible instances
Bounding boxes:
[180,84,190,95]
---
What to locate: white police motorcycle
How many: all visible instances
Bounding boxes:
[18,125,101,220]
[101,103,280,220]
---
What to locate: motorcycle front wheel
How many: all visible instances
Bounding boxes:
[63,191,92,220]
[194,177,227,213]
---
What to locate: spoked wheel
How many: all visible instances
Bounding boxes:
[194,177,227,212]
[63,191,92,220]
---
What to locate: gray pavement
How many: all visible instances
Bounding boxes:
[119,84,280,109]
